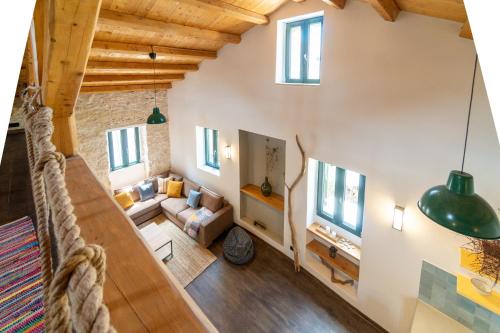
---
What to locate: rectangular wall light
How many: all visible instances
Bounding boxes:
[393,205,405,231]
[224,145,232,159]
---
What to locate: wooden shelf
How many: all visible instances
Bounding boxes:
[307,223,361,262]
[307,239,360,281]
[240,216,283,246]
[240,184,284,212]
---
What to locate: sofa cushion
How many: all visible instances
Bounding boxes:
[183,178,201,198]
[157,177,172,194]
[161,197,189,216]
[153,193,168,203]
[200,187,224,213]
[115,186,140,202]
[167,181,183,198]
[187,190,202,209]
[168,172,183,181]
[114,192,134,209]
[138,183,155,201]
[126,198,159,220]
[177,207,202,225]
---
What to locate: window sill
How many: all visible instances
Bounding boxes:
[314,214,362,247]
[275,82,320,86]
[198,164,220,177]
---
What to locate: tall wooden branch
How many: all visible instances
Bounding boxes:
[285,135,306,272]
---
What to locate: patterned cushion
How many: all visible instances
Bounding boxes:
[138,183,155,201]
[187,190,202,208]
[157,177,172,194]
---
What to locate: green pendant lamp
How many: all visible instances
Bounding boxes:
[147,47,167,124]
[418,55,500,240]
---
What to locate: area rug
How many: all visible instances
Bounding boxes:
[0,216,45,332]
[143,215,217,288]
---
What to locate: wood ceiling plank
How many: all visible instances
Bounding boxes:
[91,40,217,62]
[80,83,172,94]
[98,9,241,44]
[178,0,268,24]
[321,0,346,9]
[459,19,472,39]
[85,61,198,74]
[366,0,400,21]
[395,0,466,23]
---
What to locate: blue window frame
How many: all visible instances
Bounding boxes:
[285,15,323,84]
[316,161,366,237]
[107,127,142,171]
[204,128,219,169]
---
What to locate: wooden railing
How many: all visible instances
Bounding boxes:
[65,156,216,332]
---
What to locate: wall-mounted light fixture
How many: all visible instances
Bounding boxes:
[393,205,405,231]
[224,145,232,159]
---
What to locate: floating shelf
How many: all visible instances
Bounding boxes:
[240,184,284,212]
[307,223,361,262]
[307,239,360,281]
[456,274,499,315]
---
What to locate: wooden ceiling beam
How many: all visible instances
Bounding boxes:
[91,41,217,61]
[85,61,198,75]
[179,0,268,24]
[459,20,473,39]
[321,0,346,9]
[98,9,241,44]
[83,74,184,86]
[41,0,102,156]
[366,0,400,22]
[80,83,172,94]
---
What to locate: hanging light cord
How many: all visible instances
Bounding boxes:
[151,46,157,108]
[461,54,478,173]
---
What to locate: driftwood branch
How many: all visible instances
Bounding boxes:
[285,135,306,272]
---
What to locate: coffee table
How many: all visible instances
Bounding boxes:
[140,222,173,261]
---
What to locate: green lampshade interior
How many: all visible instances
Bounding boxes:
[147,107,167,124]
[418,170,500,239]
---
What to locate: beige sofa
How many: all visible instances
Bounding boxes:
[115,171,233,247]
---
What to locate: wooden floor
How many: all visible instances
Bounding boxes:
[0,132,35,225]
[187,232,386,333]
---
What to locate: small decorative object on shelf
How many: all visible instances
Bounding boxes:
[261,177,272,197]
[329,246,337,258]
[463,238,499,295]
[254,220,267,230]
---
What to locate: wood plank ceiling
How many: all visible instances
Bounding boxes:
[83,0,471,94]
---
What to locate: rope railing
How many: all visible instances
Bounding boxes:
[22,87,114,333]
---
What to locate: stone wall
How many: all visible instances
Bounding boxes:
[75,90,170,190]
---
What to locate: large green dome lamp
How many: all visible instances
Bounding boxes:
[418,55,500,240]
[147,47,167,125]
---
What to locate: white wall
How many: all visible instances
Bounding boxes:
[168,1,500,332]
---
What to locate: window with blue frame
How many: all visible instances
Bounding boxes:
[316,161,366,237]
[107,127,142,171]
[285,15,323,84]
[204,128,219,169]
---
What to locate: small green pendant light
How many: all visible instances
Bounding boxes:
[147,47,167,124]
[418,55,500,240]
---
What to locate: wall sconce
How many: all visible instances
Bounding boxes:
[224,145,232,159]
[393,205,405,231]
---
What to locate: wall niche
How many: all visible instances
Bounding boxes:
[239,130,286,246]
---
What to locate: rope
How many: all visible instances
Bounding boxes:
[21,87,114,333]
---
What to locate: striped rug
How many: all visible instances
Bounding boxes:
[0,216,45,332]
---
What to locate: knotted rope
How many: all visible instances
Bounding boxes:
[22,87,114,333]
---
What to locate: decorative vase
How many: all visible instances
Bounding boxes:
[261,177,272,197]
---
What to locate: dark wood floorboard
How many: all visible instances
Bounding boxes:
[0,132,35,225]
[186,231,386,333]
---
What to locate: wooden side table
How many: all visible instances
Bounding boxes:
[140,222,173,261]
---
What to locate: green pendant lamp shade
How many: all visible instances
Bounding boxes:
[147,107,166,124]
[418,171,500,239]
[146,48,167,125]
[418,55,500,240]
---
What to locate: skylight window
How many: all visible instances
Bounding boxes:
[276,13,324,84]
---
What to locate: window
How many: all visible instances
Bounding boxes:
[316,161,366,237]
[284,15,323,84]
[204,128,219,169]
[107,127,142,171]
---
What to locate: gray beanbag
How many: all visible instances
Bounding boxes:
[223,226,254,265]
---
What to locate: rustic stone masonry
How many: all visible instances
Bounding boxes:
[74,90,170,191]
